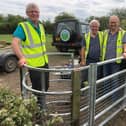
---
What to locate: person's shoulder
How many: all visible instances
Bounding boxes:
[39,21,44,27]
[102,29,110,36]
[19,21,27,25]
[102,29,109,33]
[38,20,42,24]
[38,22,45,30]
[118,27,126,36]
[85,32,90,36]
[98,31,103,34]
[119,27,125,33]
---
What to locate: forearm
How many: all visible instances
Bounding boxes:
[122,43,126,59]
[123,43,126,53]
[80,47,86,66]
[11,37,24,59]
[80,47,85,61]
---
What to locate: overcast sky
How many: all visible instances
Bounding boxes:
[0,0,126,22]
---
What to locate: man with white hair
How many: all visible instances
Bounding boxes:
[12,3,49,108]
[80,19,103,87]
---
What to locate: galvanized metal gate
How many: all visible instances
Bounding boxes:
[20,52,126,126]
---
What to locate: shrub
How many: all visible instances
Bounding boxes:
[0,88,63,126]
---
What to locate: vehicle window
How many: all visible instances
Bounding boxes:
[56,22,76,34]
[81,24,89,34]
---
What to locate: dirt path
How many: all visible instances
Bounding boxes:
[0,69,126,126]
[0,55,126,125]
[0,69,21,95]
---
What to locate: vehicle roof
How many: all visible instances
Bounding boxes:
[56,19,89,25]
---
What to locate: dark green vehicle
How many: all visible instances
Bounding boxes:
[52,19,89,53]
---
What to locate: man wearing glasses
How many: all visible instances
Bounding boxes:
[12,3,49,108]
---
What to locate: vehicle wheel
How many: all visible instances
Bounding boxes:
[4,56,17,73]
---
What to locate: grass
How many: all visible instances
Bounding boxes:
[0,34,13,43]
[46,34,57,52]
[0,34,57,52]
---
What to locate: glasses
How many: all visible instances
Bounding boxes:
[27,10,39,13]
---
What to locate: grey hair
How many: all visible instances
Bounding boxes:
[89,19,100,27]
[26,3,40,13]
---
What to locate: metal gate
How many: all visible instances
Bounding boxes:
[20,52,126,126]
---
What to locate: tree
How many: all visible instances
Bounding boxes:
[54,12,76,23]
[121,19,126,29]
[109,8,126,20]
[0,14,25,34]
[98,16,109,30]
[43,20,54,34]
[85,16,109,30]
[109,8,126,29]
[0,14,4,22]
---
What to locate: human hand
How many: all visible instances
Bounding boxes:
[80,60,86,66]
[123,52,126,59]
[18,57,27,67]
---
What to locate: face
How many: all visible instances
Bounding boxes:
[109,17,119,31]
[90,22,99,34]
[26,7,40,23]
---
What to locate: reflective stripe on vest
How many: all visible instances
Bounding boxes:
[102,30,125,63]
[84,31,103,60]
[19,22,48,67]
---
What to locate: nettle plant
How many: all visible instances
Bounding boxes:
[0,88,63,126]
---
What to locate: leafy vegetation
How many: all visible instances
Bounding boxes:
[0,8,126,35]
[0,12,77,34]
[0,14,25,34]
[54,12,76,22]
[0,88,64,126]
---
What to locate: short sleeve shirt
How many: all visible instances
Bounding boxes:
[13,19,41,41]
[105,32,126,60]
[82,34,100,61]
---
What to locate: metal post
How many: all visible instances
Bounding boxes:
[123,72,126,108]
[71,53,74,67]
[89,63,97,126]
[71,69,81,126]
[40,71,46,109]
[20,67,28,98]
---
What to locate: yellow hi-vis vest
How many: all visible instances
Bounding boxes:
[102,30,125,63]
[84,31,103,60]
[19,21,48,67]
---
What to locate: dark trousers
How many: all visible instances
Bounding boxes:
[81,59,102,88]
[103,63,121,101]
[29,64,49,107]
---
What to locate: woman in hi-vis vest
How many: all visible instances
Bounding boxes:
[12,3,49,109]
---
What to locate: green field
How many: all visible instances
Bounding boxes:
[0,34,13,43]
[0,34,56,52]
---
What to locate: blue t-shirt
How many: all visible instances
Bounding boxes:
[13,19,41,41]
[105,32,126,60]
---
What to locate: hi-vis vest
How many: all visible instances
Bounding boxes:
[19,21,48,67]
[102,30,125,63]
[84,31,103,60]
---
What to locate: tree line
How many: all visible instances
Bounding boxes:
[0,8,126,34]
